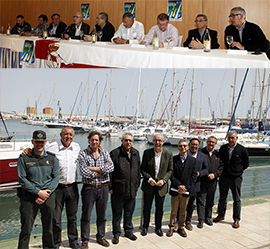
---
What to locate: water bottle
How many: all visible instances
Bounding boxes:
[92,26,97,43]
[6,23,10,36]
[152,31,159,50]
[203,29,211,52]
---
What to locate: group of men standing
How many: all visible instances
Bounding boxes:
[10,6,270,56]
[17,127,249,249]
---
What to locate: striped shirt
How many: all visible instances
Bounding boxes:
[79,146,114,185]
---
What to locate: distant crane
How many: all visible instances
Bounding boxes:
[57,100,63,119]
[208,97,215,122]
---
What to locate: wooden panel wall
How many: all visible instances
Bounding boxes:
[0,0,269,49]
[204,0,270,49]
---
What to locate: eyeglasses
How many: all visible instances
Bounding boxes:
[124,139,133,142]
[194,19,205,23]
[178,144,188,148]
[153,139,164,142]
[190,143,199,146]
[229,13,241,18]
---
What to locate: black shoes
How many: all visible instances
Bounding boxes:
[97,238,110,247]
[125,233,137,240]
[155,228,163,236]
[205,219,213,226]
[141,227,148,236]
[197,220,204,229]
[112,236,119,244]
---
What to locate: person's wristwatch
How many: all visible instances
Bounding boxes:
[126,40,129,44]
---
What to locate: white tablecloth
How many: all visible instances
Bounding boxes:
[0,34,269,68]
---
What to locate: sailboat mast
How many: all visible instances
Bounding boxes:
[136,69,141,129]
[189,69,195,134]
[257,69,266,143]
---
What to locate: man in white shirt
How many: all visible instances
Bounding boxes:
[112,12,144,44]
[141,13,179,48]
[46,126,81,249]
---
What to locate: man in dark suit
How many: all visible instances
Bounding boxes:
[214,131,249,228]
[140,134,173,237]
[198,136,223,227]
[64,12,90,40]
[109,133,141,244]
[166,140,197,238]
[183,14,220,49]
[48,13,67,38]
[185,138,208,230]
[224,6,270,57]
[84,12,115,42]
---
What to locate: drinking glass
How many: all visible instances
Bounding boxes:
[49,29,53,37]
[166,35,172,43]
[97,31,103,42]
[79,30,84,42]
[17,27,21,34]
[226,35,234,49]
[1,27,4,34]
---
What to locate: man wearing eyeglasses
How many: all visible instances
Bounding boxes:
[109,133,141,244]
[140,134,173,237]
[185,138,208,230]
[48,13,67,38]
[166,140,197,238]
[64,12,90,40]
[225,6,270,56]
[197,136,223,228]
[183,14,220,49]
[141,13,179,48]
[84,12,115,42]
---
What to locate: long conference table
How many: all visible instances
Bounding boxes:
[0,34,270,68]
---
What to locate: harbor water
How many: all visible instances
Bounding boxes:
[0,120,269,241]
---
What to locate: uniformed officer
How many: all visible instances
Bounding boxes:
[17,130,59,249]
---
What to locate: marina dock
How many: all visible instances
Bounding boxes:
[1,194,269,249]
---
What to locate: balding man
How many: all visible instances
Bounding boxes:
[64,12,90,40]
[112,12,144,44]
[213,131,249,228]
[140,134,173,237]
[225,6,270,56]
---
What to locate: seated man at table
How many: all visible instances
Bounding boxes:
[22,14,49,37]
[111,12,144,44]
[10,14,31,35]
[48,13,67,38]
[63,12,90,40]
[84,12,115,42]
[183,14,220,49]
[225,6,270,57]
[140,13,179,48]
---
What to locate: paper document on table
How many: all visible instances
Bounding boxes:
[171,187,189,195]
[131,44,146,48]
[172,47,189,51]
[226,50,248,55]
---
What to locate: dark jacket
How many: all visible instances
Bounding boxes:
[224,21,270,54]
[11,21,31,34]
[141,148,173,197]
[189,150,208,196]
[67,22,90,39]
[183,28,220,49]
[219,143,249,178]
[169,154,197,197]
[90,22,115,42]
[48,21,67,38]
[201,147,223,181]
[110,145,141,199]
